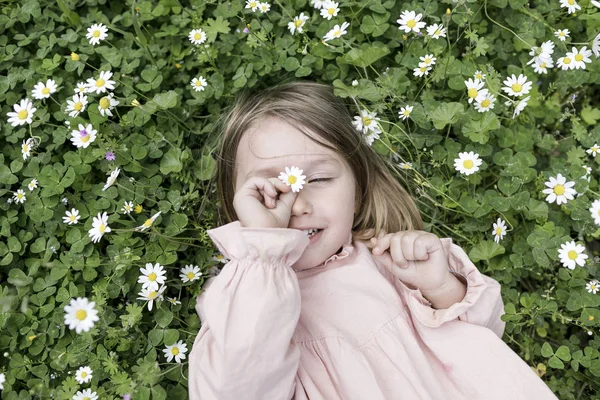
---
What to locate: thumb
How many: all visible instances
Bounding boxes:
[276,187,298,211]
[372,249,395,274]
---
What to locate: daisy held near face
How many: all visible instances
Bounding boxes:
[235,117,357,271]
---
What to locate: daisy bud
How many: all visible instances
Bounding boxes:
[71,52,80,61]
[131,99,141,107]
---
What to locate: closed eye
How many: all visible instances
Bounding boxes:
[309,178,331,183]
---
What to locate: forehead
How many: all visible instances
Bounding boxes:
[235,117,343,180]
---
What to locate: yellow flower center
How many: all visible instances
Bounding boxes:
[42,87,50,94]
[84,397,90,400]
[541,62,547,68]
[194,33,201,40]
[250,1,257,6]
[403,110,410,116]
[463,160,474,169]
[495,227,503,234]
[563,57,571,64]
[148,272,157,281]
[81,372,87,378]
[328,7,335,15]
[425,57,431,64]
[93,30,101,38]
[407,19,416,28]
[195,80,202,86]
[559,32,565,36]
[362,116,372,126]
[96,79,105,87]
[568,0,574,4]
[554,184,565,195]
[187,272,195,280]
[568,250,577,260]
[575,54,583,62]
[287,176,297,184]
[468,88,478,98]
[18,110,29,120]
[295,19,303,28]
[23,144,29,152]
[17,193,24,199]
[74,102,83,111]
[81,135,90,143]
[435,29,441,35]
[476,74,483,79]
[143,219,153,227]
[420,66,427,72]
[216,255,224,259]
[334,29,342,36]
[511,83,522,93]
[76,310,87,320]
[172,347,179,355]
[70,215,77,221]
[99,223,106,233]
[597,210,600,216]
[481,99,491,107]
[148,291,157,299]
[99,97,110,109]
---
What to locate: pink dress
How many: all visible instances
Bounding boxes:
[188,221,558,400]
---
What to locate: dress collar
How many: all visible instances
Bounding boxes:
[293,231,355,277]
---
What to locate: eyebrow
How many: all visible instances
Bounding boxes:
[245,157,339,179]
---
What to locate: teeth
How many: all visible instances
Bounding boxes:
[302,228,319,236]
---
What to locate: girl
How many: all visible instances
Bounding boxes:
[188,81,558,399]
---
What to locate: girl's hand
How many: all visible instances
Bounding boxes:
[233,176,298,229]
[368,230,452,295]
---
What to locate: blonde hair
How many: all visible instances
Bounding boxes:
[213,81,422,241]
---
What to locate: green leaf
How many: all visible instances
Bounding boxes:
[581,106,600,125]
[548,355,565,369]
[468,241,505,262]
[8,269,33,287]
[160,148,183,175]
[541,342,554,358]
[156,309,173,328]
[428,102,464,129]
[152,91,179,109]
[342,43,390,68]
[555,345,571,361]
[461,112,501,144]
[194,154,216,181]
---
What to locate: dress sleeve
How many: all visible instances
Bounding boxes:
[384,237,506,338]
[188,221,310,400]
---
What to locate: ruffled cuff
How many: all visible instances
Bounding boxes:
[397,237,488,328]
[207,221,310,267]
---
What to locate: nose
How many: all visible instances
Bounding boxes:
[290,189,312,217]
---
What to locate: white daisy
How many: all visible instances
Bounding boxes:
[66,93,88,118]
[593,33,600,58]
[63,208,81,225]
[162,340,188,363]
[121,200,134,214]
[474,92,496,113]
[397,10,426,33]
[352,109,380,134]
[32,79,58,100]
[558,240,588,270]
[245,0,260,11]
[323,21,349,42]
[190,76,207,92]
[587,143,600,157]
[13,189,26,204]
[542,173,577,205]
[98,92,119,117]
[533,58,553,74]
[288,12,309,34]
[64,297,100,334]
[212,253,229,264]
[167,297,181,305]
[474,70,486,81]
[85,70,115,95]
[399,105,413,120]
[465,78,486,104]
[137,285,166,311]
[419,54,436,67]
[568,46,592,69]
[399,162,413,170]
[512,96,531,119]
[135,211,162,231]
[75,82,87,94]
[73,389,99,400]
[453,151,483,176]
[102,168,120,191]
[27,178,38,191]
[557,54,574,70]
[559,0,581,14]
[180,264,203,283]
[588,198,600,225]
[426,23,446,39]
[188,28,207,45]
[502,74,532,97]
[413,65,431,77]
[593,0,600,7]
[492,218,507,243]
[88,212,111,243]
[364,131,380,146]
[527,41,554,66]
[70,123,97,149]
[320,1,339,20]
[7,98,36,126]
[86,23,108,45]
[587,280,600,294]
[278,166,306,192]
[22,139,33,160]
[138,262,167,292]
[554,29,570,41]
[0,372,4,390]
[258,2,270,12]
[75,366,93,384]
[311,0,328,8]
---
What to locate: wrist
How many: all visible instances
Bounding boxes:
[420,272,467,310]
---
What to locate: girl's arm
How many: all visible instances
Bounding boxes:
[372,237,506,338]
[188,221,310,400]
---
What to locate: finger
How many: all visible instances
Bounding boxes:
[390,235,408,268]
[372,233,392,255]
[413,233,432,261]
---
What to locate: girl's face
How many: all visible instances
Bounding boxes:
[235,116,357,271]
